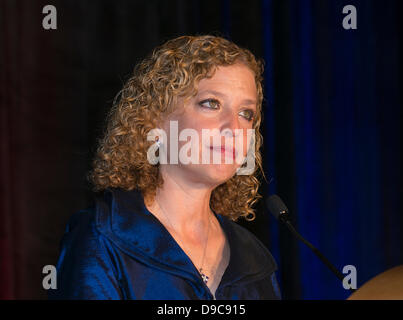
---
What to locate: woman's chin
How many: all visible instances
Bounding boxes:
[175,163,240,187]
[201,163,239,184]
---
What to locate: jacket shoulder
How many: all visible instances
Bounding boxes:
[49,208,122,299]
[223,217,278,274]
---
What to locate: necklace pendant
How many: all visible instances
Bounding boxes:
[199,268,209,284]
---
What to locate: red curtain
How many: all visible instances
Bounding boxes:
[0,0,91,299]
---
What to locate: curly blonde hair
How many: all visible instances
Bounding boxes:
[88,35,265,221]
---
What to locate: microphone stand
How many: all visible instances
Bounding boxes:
[276,205,356,293]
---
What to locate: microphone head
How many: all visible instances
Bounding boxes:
[266,194,289,220]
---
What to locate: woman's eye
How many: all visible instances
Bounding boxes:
[199,99,220,109]
[239,109,255,121]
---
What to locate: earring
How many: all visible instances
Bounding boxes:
[155,137,161,148]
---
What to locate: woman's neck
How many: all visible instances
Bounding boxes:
[145,168,215,238]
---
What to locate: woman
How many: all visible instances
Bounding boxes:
[49,35,281,300]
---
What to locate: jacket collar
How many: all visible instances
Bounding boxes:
[94,188,277,287]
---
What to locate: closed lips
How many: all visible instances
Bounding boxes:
[209,146,237,158]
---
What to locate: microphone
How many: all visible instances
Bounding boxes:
[266,194,356,292]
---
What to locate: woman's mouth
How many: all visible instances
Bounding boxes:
[209,146,237,160]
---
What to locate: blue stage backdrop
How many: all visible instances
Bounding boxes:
[259,0,401,299]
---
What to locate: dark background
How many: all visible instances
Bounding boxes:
[0,0,401,299]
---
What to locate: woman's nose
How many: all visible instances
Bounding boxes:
[220,109,241,135]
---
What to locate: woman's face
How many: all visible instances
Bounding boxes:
[160,63,258,188]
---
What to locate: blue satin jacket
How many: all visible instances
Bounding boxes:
[48,188,281,300]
